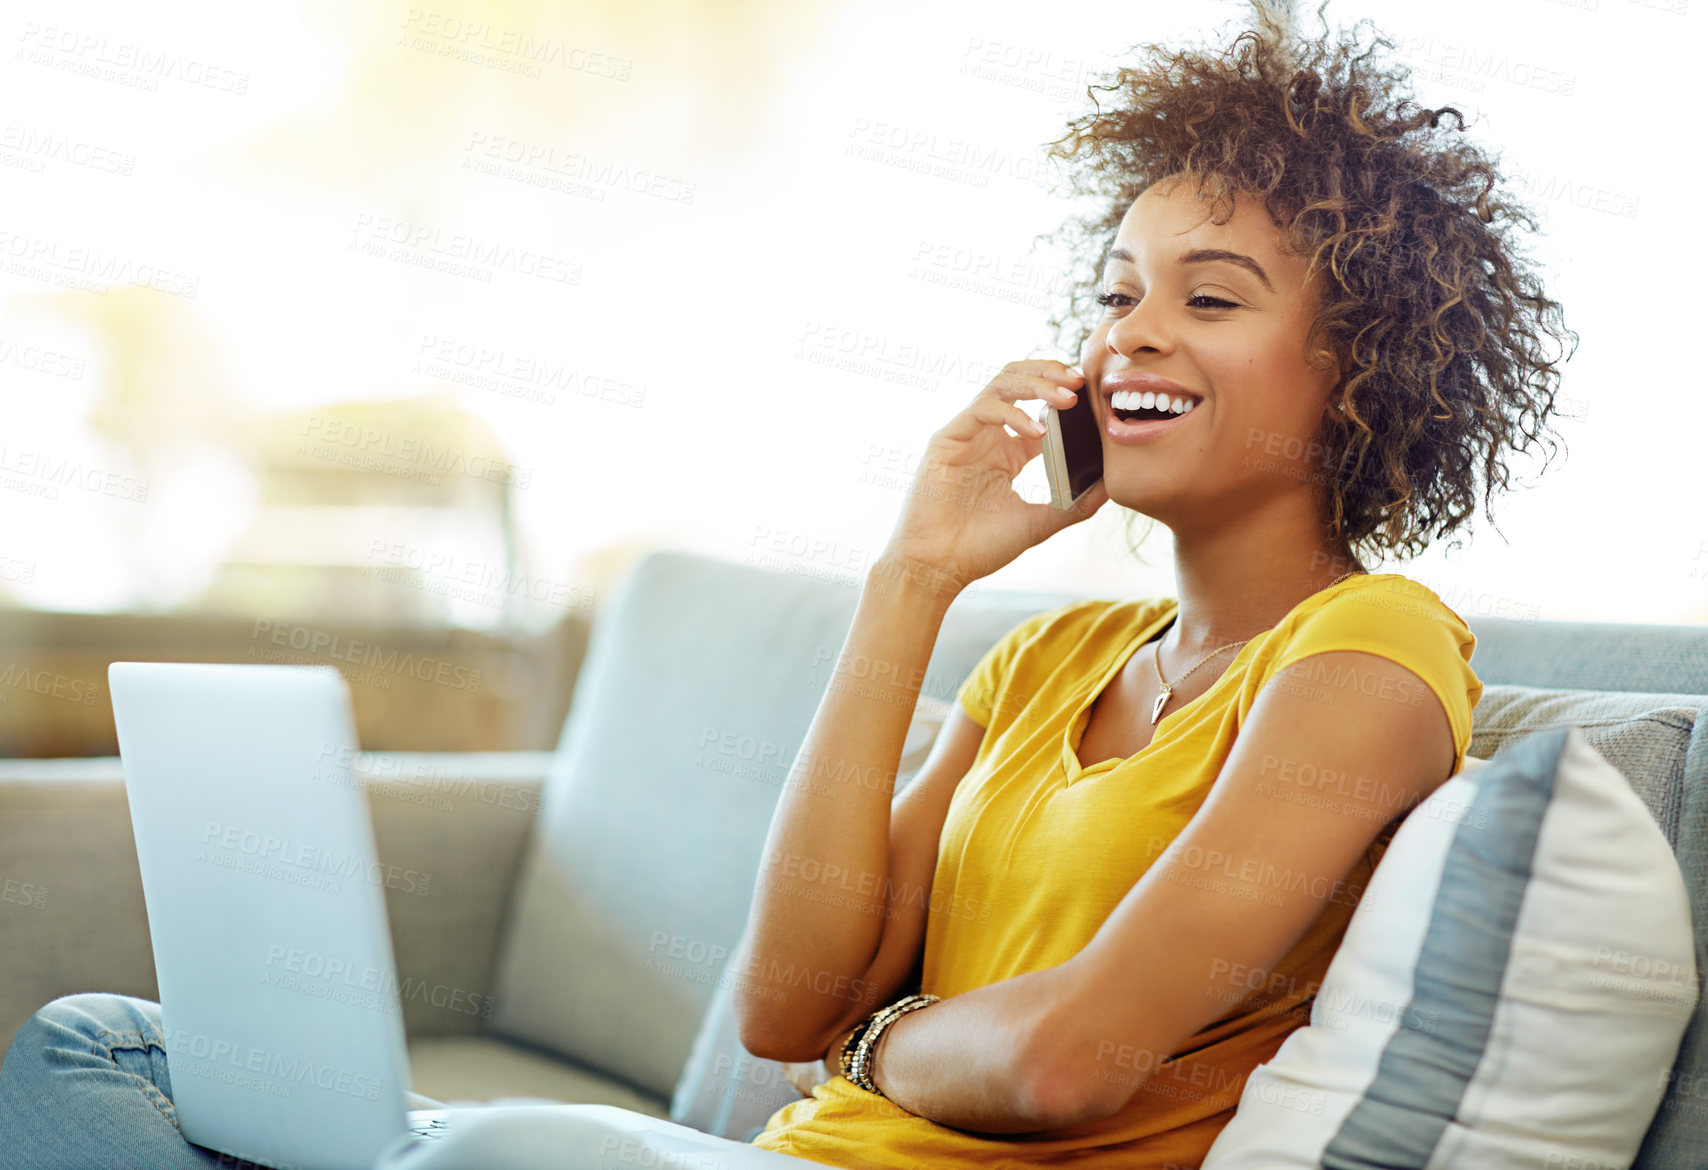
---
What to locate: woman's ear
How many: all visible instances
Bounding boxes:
[1311,342,1350,412]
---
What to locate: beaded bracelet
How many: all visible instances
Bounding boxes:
[836,994,941,1084]
[839,993,941,1097]
[837,1014,875,1083]
[838,998,902,1082]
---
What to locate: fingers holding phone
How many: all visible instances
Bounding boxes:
[877,359,1109,594]
[1041,364,1107,512]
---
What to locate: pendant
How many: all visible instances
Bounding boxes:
[1150,686,1171,726]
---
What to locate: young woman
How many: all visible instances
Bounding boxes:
[0,5,1570,1170]
[735,4,1572,1168]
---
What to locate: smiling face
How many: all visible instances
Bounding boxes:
[1081,173,1345,532]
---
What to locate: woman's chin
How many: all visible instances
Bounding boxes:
[1101,475,1166,517]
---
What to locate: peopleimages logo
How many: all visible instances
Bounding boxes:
[262,944,496,1020]
[349,213,580,286]
[298,415,533,488]
[249,620,482,693]
[161,1026,382,1102]
[198,821,430,896]
[0,124,136,175]
[15,22,251,94]
[0,230,199,299]
[0,662,100,706]
[0,443,149,501]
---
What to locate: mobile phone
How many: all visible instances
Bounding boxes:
[1042,383,1103,511]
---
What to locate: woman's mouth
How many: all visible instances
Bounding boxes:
[1105,388,1200,445]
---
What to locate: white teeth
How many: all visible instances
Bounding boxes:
[1110,388,1200,414]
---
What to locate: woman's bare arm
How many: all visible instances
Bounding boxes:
[773,709,982,1096]
[816,651,1455,1135]
[733,357,1099,1090]
[733,558,966,1062]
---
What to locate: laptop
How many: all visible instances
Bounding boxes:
[109,661,462,1170]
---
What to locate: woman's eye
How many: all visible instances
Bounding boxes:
[1093,290,1237,310]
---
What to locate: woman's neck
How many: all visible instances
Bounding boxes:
[1163,529,1365,656]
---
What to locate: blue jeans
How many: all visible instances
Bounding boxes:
[0,992,444,1170]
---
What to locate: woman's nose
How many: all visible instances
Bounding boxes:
[1105,302,1170,357]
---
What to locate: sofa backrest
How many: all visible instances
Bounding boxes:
[481,550,1093,1099]
[1460,614,1708,694]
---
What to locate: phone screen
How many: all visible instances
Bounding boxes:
[1044,385,1104,510]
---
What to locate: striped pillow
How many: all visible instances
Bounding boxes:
[1202,726,1697,1169]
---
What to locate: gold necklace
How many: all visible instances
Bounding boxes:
[1148,568,1366,726]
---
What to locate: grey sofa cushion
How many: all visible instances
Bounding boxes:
[407,1035,673,1118]
[1460,687,1708,1170]
[1468,686,1703,849]
[1629,703,1708,1170]
[484,550,1091,1100]
[1202,727,1694,1168]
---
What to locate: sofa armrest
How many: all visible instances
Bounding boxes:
[0,758,156,1055]
[0,752,552,1055]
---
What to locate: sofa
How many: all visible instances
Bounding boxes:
[2,548,1705,1167]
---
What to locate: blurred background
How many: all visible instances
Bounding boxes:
[1,0,1701,756]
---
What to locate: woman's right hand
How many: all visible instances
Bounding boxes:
[877,359,1110,592]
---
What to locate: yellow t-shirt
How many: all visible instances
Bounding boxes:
[750,573,1482,1169]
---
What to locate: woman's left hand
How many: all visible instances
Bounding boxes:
[781,1058,830,1097]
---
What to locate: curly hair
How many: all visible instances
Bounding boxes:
[1035,0,1576,563]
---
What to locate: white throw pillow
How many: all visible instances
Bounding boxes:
[1202,726,1698,1169]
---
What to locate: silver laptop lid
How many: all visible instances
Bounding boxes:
[110,662,414,1170]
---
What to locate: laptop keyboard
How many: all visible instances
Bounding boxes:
[408,1116,450,1141]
